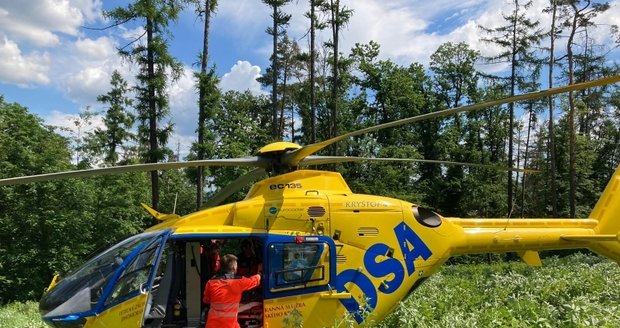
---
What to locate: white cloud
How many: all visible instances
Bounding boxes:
[55,36,132,106]
[0,37,50,85]
[74,36,117,60]
[334,0,516,67]
[216,1,270,38]
[62,66,112,103]
[44,109,105,138]
[0,9,59,47]
[168,63,267,157]
[342,1,430,64]
[220,61,263,95]
[0,0,102,46]
[587,0,620,45]
[214,0,494,67]
[44,108,106,165]
[0,1,118,96]
[409,0,487,18]
[169,66,199,137]
[72,0,103,23]
[214,0,620,74]
[119,26,147,45]
[170,67,197,114]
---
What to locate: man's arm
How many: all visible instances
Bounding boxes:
[240,274,261,291]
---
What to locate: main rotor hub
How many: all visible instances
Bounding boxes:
[257,142,302,155]
[257,142,303,176]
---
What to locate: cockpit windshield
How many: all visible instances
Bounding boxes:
[39,230,164,320]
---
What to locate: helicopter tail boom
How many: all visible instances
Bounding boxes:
[447,218,602,257]
[446,164,620,264]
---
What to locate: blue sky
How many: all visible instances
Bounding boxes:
[1,0,619,158]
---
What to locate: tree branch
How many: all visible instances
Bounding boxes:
[81,17,135,31]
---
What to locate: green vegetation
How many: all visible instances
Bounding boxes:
[380,254,620,328]
[0,98,155,302]
[4,254,618,327]
[0,301,46,328]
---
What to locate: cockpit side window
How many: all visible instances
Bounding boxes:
[105,237,162,306]
[268,242,329,291]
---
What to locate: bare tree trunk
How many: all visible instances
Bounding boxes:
[272,5,279,139]
[507,0,518,217]
[291,101,295,141]
[520,106,534,217]
[310,0,316,143]
[147,16,159,212]
[548,0,558,216]
[196,0,212,210]
[329,0,339,155]
[516,120,523,215]
[279,67,289,138]
[567,3,578,218]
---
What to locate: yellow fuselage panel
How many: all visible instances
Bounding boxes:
[328,193,403,250]
[324,197,457,324]
[155,170,350,233]
[263,195,330,233]
[245,170,352,200]
[263,293,345,328]
[84,294,148,328]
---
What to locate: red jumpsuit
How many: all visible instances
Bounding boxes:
[203,273,261,328]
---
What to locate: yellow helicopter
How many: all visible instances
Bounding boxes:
[2,75,620,328]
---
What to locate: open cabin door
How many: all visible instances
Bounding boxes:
[263,235,347,328]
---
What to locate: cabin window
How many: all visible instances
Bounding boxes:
[268,242,330,291]
[105,236,162,306]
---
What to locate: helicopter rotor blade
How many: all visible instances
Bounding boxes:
[0,157,262,186]
[3,75,618,186]
[284,74,620,166]
[201,168,267,209]
[301,156,536,173]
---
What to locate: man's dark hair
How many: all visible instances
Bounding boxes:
[220,254,238,273]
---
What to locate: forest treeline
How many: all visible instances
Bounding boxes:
[1,0,620,303]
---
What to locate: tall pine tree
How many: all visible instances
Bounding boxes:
[95,70,135,165]
[319,0,352,149]
[193,0,219,210]
[479,0,544,216]
[561,0,609,217]
[263,0,293,139]
[106,0,184,210]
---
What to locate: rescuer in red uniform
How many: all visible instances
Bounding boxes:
[203,254,261,328]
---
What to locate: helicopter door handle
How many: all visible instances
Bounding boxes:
[319,291,352,299]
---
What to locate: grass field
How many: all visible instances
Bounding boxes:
[0,301,46,328]
[379,253,620,328]
[2,253,618,328]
